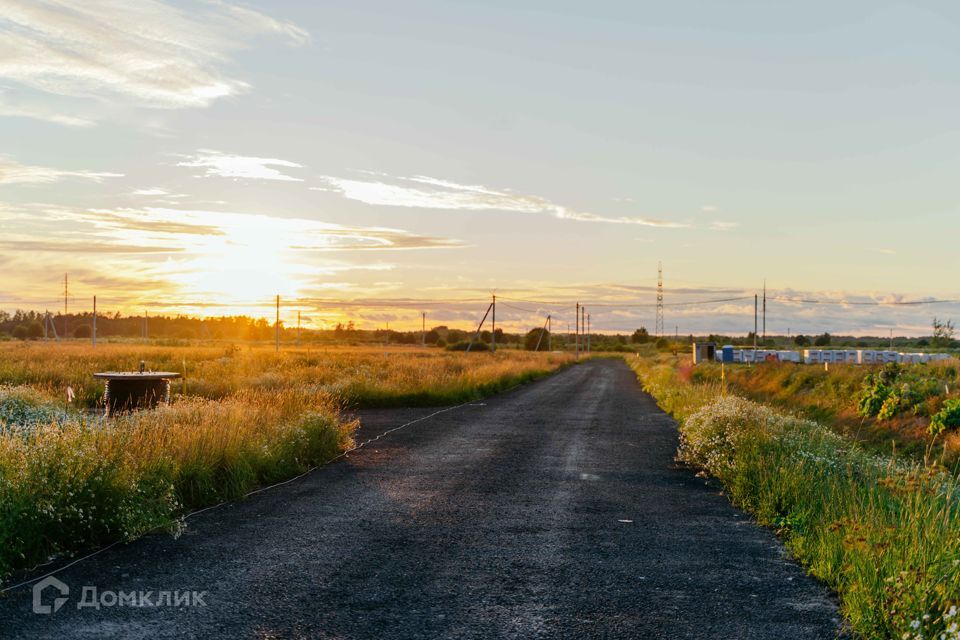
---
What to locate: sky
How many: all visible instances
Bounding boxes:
[1,0,959,336]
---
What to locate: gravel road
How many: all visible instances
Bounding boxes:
[0,359,845,639]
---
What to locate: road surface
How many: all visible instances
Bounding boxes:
[0,359,844,639]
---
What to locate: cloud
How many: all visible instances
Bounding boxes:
[0,96,96,127]
[709,221,738,231]
[0,155,123,184]
[32,204,461,253]
[0,239,183,254]
[314,173,690,228]
[0,0,309,113]
[869,247,897,255]
[177,150,304,182]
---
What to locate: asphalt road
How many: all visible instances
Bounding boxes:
[0,359,845,639]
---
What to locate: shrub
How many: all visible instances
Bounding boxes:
[930,398,960,436]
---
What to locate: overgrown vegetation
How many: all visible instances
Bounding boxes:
[629,355,960,639]
[0,344,573,582]
[691,360,960,463]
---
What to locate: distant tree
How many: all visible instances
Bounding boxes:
[631,327,651,344]
[424,329,440,344]
[73,325,92,339]
[12,325,28,340]
[933,317,955,347]
[524,328,549,351]
[793,334,810,346]
[655,337,669,350]
[25,321,44,339]
[917,338,930,347]
[814,332,832,347]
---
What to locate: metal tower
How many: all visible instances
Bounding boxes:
[655,262,664,338]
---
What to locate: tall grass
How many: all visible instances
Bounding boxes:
[688,360,960,464]
[628,355,960,639]
[0,343,573,408]
[0,389,352,580]
[0,345,573,582]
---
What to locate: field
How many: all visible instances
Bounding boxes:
[628,354,960,639]
[0,343,573,581]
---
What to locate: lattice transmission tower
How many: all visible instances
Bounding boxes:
[655,262,664,338]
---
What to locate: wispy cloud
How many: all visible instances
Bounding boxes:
[0,0,309,115]
[177,150,304,182]
[0,156,123,184]
[869,247,897,255]
[22,204,462,253]
[0,90,96,127]
[314,173,690,228]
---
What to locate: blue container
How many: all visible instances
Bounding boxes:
[722,345,735,363]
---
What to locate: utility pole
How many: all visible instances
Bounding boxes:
[575,303,580,359]
[275,295,280,352]
[534,314,550,352]
[63,272,68,338]
[466,302,493,352]
[587,313,591,354]
[422,312,426,347]
[547,315,552,351]
[656,262,664,339]
[754,294,758,350]
[491,294,496,353]
[92,296,97,347]
[762,280,767,342]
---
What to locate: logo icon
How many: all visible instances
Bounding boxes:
[32,576,69,615]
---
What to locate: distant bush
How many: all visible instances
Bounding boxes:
[73,324,92,338]
[930,398,960,436]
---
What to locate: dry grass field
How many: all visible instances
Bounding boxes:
[0,343,573,581]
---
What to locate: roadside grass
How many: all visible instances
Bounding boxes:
[0,345,573,582]
[0,389,352,581]
[628,355,960,639]
[689,360,960,465]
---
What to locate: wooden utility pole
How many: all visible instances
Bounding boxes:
[466,302,493,352]
[587,314,591,354]
[491,295,496,353]
[575,303,580,359]
[547,315,552,351]
[63,273,68,338]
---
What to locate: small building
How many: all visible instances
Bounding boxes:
[692,342,716,365]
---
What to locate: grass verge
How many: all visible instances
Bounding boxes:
[627,355,960,640]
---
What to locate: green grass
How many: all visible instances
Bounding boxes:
[627,355,960,640]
